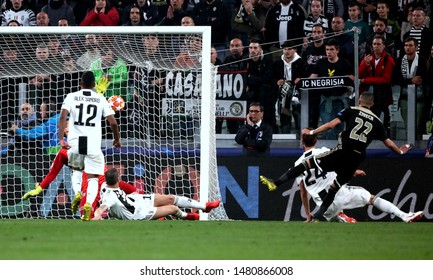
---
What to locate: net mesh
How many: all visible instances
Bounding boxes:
[0,27,228,220]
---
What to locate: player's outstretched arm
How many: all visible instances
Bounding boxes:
[299,181,313,222]
[302,118,341,136]
[383,139,412,154]
[92,205,108,220]
[22,184,43,200]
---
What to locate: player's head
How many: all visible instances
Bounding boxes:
[105,168,120,187]
[301,127,318,148]
[81,71,96,89]
[359,91,374,108]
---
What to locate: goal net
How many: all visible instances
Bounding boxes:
[0,26,228,220]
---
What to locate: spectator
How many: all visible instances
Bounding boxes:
[47,35,64,59]
[41,0,76,26]
[231,0,266,47]
[330,15,355,66]
[351,0,376,28]
[303,0,329,39]
[273,40,310,134]
[264,0,305,56]
[5,103,42,155]
[80,0,120,26]
[1,0,36,26]
[401,4,431,43]
[301,0,344,23]
[401,4,415,43]
[394,37,428,139]
[359,35,395,132]
[302,23,327,128]
[158,0,189,26]
[217,37,247,134]
[174,35,202,68]
[0,41,24,132]
[192,0,230,61]
[181,15,194,25]
[73,0,93,25]
[211,46,222,65]
[76,34,101,70]
[58,18,79,58]
[244,38,275,128]
[11,99,62,155]
[375,1,401,49]
[365,18,396,58]
[235,102,273,156]
[345,1,370,61]
[6,19,20,26]
[402,7,433,60]
[36,11,50,26]
[120,0,158,26]
[309,39,354,140]
[28,0,48,14]
[121,3,147,26]
[51,55,82,111]
[152,0,169,24]
[28,43,62,110]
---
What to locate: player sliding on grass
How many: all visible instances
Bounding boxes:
[260,92,413,220]
[22,147,141,219]
[294,132,423,223]
[91,168,221,220]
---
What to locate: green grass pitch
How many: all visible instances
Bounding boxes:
[1,220,432,260]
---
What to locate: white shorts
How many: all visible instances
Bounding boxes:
[67,150,105,175]
[132,194,157,220]
[323,185,371,220]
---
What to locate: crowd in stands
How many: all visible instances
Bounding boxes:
[1,0,433,155]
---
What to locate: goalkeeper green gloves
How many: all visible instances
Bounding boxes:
[95,76,111,95]
[22,183,43,200]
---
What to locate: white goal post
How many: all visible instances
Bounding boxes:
[0,26,228,220]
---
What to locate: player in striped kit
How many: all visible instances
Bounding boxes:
[92,168,221,221]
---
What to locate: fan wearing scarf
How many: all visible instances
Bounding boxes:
[395,37,428,138]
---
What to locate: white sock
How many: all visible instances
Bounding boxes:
[71,170,83,196]
[174,196,205,210]
[174,209,187,219]
[85,178,99,208]
[372,197,407,220]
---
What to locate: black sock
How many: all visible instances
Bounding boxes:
[274,162,307,186]
[315,187,338,221]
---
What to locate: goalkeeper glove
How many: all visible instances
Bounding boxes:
[22,183,43,200]
[95,76,111,95]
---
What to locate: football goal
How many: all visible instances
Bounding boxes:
[0,26,228,220]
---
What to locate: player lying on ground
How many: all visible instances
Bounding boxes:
[292,132,423,223]
[92,168,221,220]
